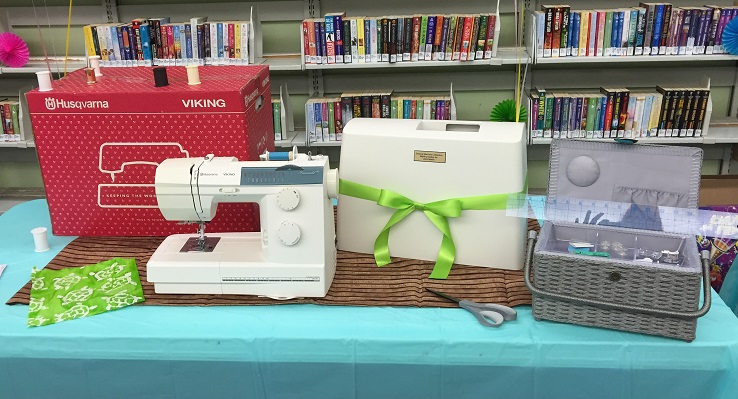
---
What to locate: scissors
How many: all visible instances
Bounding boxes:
[426,288,517,328]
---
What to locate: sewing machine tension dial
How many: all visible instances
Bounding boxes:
[276,188,300,211]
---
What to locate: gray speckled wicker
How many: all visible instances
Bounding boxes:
[526,222,710,341]
[525,140,712,342]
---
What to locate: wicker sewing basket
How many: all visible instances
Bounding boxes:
[524,140,711,342]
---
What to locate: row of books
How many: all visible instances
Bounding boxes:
[533,3,738,58]
[306,93,453,143]
[83,17,251,67]
[272,99,284,141]
[528,86,710,139]
[301,13,498,65]
[0,101,21,142]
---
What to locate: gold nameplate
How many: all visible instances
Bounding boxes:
[414,150,446,163]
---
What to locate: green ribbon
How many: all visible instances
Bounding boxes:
[339,179,523,279]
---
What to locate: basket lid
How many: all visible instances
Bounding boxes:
[548,140,703,210]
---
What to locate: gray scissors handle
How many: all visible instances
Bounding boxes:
[459,300,517,327]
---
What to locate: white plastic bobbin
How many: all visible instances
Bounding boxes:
[36,71,53,92]
[89,55,103,77]
[31,227,50,252]
[186,65,201,85]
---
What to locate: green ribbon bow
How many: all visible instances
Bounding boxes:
[339,179,524,279]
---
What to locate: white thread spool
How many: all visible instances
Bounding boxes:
[186,65,201,85]
[89,55,103,77]
[36,71,53,92]
[31,227,50,252]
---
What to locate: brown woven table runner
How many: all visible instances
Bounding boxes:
[8,220,537,308]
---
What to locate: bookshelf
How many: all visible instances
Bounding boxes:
[0,0,736,185]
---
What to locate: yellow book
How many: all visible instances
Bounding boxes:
[83,25,97,56]
[357,18,365,63]
[578,11,589,57]
[235,22,242,59]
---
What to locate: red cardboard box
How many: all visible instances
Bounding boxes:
[26,66,273,236]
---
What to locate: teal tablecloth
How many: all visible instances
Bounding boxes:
[1,200,738,399]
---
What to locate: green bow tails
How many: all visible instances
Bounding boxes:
[338,179,525,279]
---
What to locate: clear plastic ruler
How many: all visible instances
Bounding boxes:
[506,194,738,239]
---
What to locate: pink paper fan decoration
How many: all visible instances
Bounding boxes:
[0,32,30,68]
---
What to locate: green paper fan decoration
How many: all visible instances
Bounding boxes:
[490,99,527,122]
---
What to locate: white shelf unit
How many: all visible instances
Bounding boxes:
[305,82,458,147]
[0,140,35,148]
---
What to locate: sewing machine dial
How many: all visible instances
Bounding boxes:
[277,221,301,246]
[276,188,300,211]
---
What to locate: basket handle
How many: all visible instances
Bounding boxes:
[523,231,712,320]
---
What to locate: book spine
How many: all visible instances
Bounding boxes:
[447,15,458,60]
[425,16,436,61]
[544,7,553,57]
[453,16,464,60]
[617,91,629,135]
[228,23,235,59]
[328,101,336,140]
[341,97,353,126]
[350,18,358,63]
[553,96,562,138]
[659,4,671,55]
[437,16,448,61]
[706,8,721,54]
[604,11,613,56]
[412,16,421,61]
[596,12,605,56]
[83,26,97,56]
[474,15,487,60]
[335,15,344,63]
[560,97,570,137]
[396,17,404,62]
[419,15,428,60]
[695,90,709,136]
[433,16,444,60]
[572,12,581,56]
[185,23,193,61]
[390,18,398,63]
[342,18,351,63]
[325,16,335,64]
[625,95,636,137]
[716,9,730,53]
[141,24,153,63]
[370,18,378,63]
[687,8,699,55]
[642,4,654,55]
[357,18,365,63]
[552,7,562,57]
[621,10,630,56]
[380,18,388,62]
[634,8,646,55]
[560,7,570,57]
[484,14,495,59]
[537,90,546,132]
[696,9,710,55]
[567,11,576,56]
[544,96,554,137]
[588,11,597,56]
[460,15,473,61]
[628,9,638,56]
[403,17,412,61]
[319,21,327,64]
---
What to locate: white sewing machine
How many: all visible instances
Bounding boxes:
[146,149,339,298]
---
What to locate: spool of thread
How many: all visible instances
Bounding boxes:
[85,68,97,84]
[31,227,50,252]
[186,65,201,85]
[36,71,53,92]
[267,151,291,161]
[153,67,169,87]
[89,55,103,77]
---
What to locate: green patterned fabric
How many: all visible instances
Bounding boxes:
[27,258,145,327]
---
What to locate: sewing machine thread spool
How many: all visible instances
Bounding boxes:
[31,227,50,252]
[88,55,103,77]
[186,65,201,85]
[85,68,97,84]
[260,146,298,161]
[36,71,53,92]
[153,67,169,87]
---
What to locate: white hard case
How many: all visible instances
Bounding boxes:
[337,118,527,271]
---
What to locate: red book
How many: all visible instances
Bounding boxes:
[410,100,417,119]
[166,25,175,59]
[228,23,235,58]
[334,101,343,133]
[460,15,474,61]
[552,7,562,56]
[411,16,421,59]
[302,21,310,60]
[160,25,169,58]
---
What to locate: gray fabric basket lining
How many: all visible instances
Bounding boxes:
[536,221,702,273]
[549,140,703,209]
